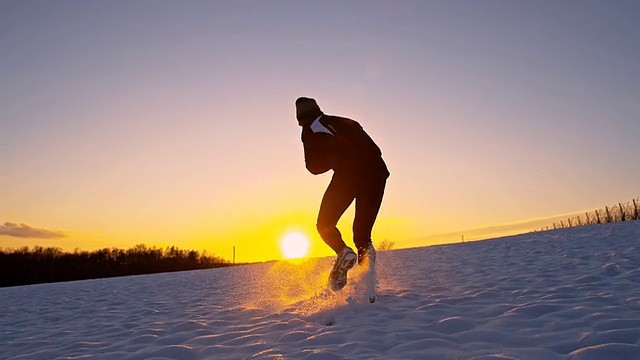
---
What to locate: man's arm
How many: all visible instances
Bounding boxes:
[302,130,332,175]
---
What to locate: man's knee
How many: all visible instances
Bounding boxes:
[316,222,331,235]
[317,221,340,237]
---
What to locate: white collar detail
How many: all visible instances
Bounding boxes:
[310,116,333,135]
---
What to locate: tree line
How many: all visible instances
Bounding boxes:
[0,244,231,288]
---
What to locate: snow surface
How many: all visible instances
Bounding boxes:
[2,221,640,360]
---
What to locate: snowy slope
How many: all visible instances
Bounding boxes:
[2,221,640,360]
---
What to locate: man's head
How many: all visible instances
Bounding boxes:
[296,97,323,126]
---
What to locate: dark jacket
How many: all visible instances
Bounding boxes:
[301,115,389,180]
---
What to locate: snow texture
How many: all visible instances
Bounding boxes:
[2,221,640,359]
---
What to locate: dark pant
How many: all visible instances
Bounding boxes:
[316,174,387,254]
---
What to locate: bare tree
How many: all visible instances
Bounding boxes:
[377,239,395,251]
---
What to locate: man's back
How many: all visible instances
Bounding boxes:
[301,115,389,179]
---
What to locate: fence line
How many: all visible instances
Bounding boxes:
[546,197,640,231]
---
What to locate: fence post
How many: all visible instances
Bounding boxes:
[568,218,573,227]
[605,206,612,223]
[619,203,626,222]
[634,199,639,220]
[585,213,591,225]
[595,210,601,224]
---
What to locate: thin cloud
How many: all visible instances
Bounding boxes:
[409,209,590,246]
[0,222,68,239]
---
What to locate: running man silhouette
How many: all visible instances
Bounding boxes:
[296,97,390,290]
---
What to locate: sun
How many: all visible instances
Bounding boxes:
[280,232,310,259]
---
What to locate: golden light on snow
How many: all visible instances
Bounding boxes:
[280,232,310,259]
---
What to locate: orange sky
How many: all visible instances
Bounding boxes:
[2,1,639,262]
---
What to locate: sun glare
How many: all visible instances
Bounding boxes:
[280,232,310,259]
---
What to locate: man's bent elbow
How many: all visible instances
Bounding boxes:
[306,163,330,175]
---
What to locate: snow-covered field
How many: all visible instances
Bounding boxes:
[2,221,640,360]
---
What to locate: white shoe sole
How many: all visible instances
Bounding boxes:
[329,255,357,291]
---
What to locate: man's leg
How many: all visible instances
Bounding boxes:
[317,176,356,254]
[353,177,387,252]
